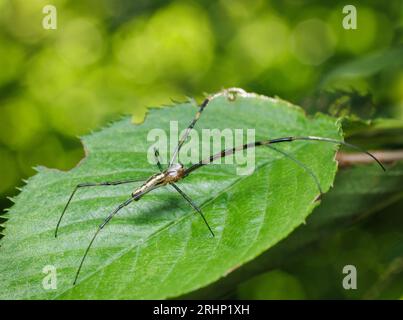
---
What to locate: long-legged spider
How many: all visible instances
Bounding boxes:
[55,88,385,284]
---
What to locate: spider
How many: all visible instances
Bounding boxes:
[55,88,385,284]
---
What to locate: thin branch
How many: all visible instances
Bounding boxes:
[336,150,403,167]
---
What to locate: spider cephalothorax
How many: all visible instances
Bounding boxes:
[131,163,185,200]
[165,163,186,183]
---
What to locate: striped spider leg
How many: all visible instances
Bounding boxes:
[55,177,147,238]
[183,136,386,176]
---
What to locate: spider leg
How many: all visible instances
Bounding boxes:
[169,88,248,166]
[73,196,135,284]
[169,97,210,166]
[154,147,164,172]
[184,136,385,175]
[265,145,323,194]
[55,178,145,237]
[170,183,214,237]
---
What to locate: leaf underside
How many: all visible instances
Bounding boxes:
[0,93,342,299]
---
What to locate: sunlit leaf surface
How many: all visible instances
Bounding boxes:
[0,93,342,299]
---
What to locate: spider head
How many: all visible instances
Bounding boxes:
[165,163,185,182]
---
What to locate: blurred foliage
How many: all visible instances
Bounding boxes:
[236,199,403,299]
[237,270,306,299]
[0,0,402,299]
[0,0,402,207]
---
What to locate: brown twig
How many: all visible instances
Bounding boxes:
[336,150,403,167]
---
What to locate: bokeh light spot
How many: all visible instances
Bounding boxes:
[291,19,336,66]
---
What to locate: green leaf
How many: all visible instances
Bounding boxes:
[0,91,342,299]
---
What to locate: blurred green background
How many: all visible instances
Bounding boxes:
[0,0,402,299]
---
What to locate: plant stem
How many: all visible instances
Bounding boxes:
[336,150,403,167]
